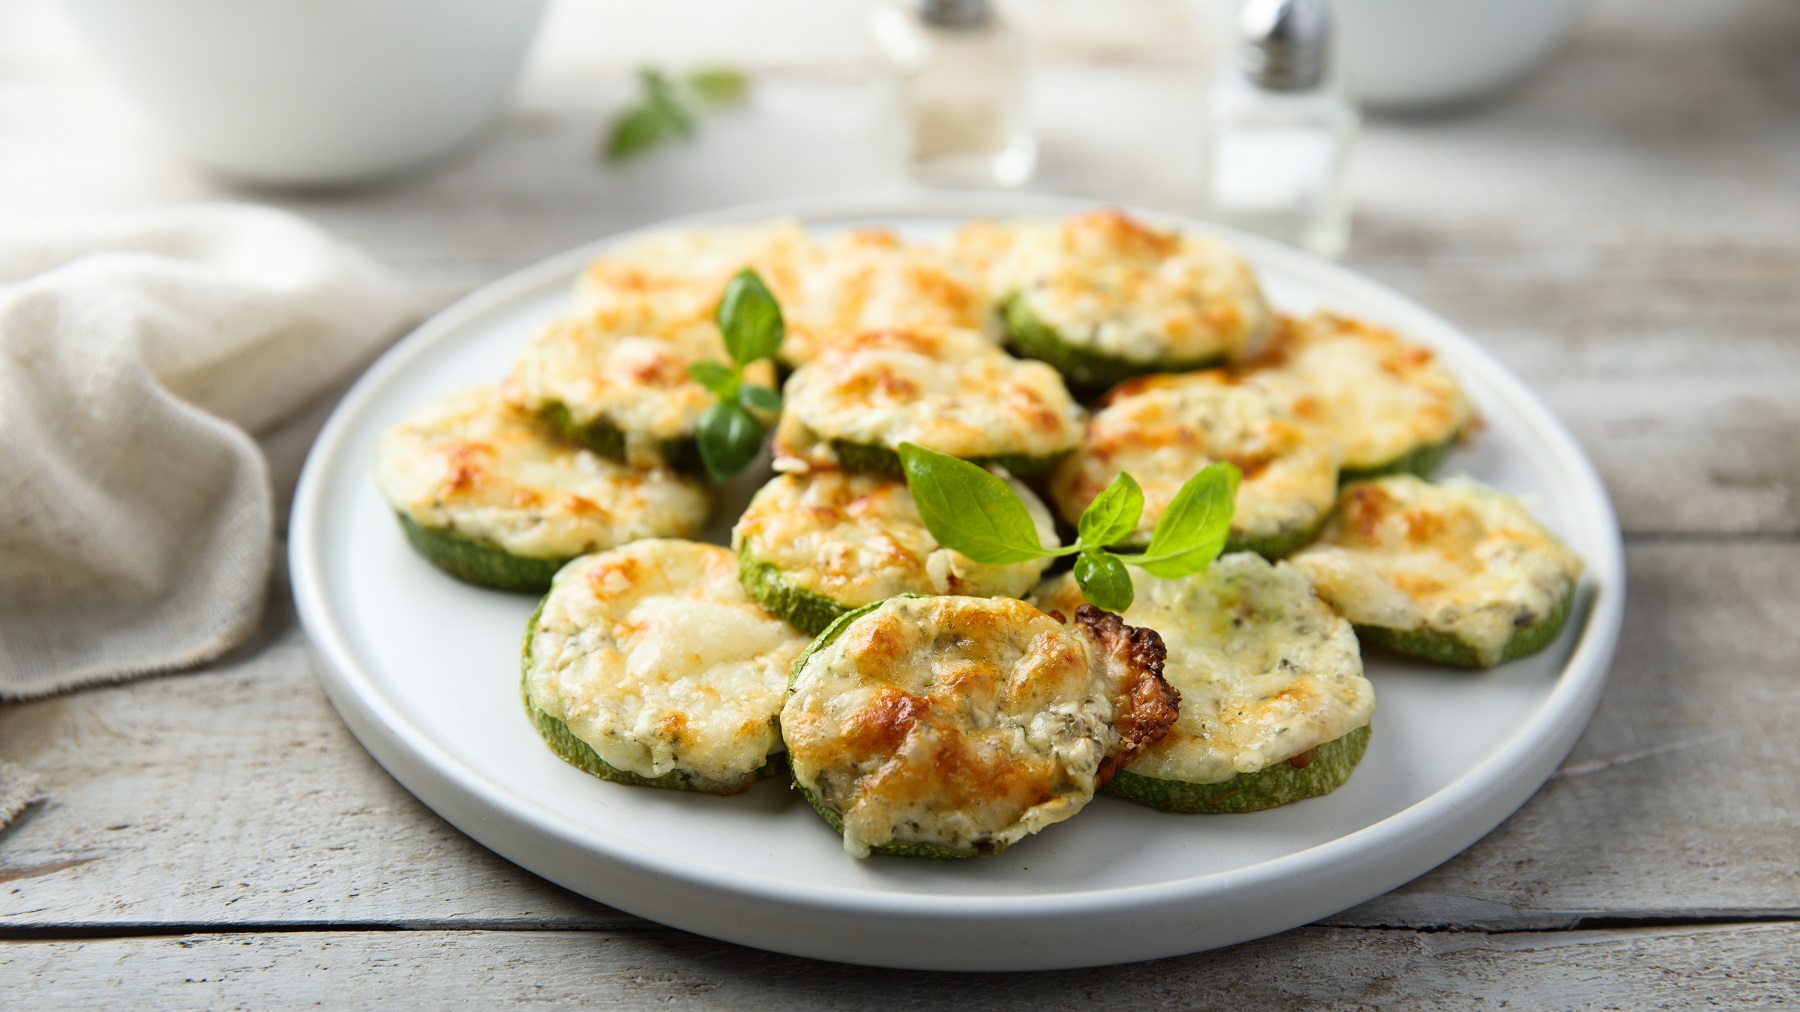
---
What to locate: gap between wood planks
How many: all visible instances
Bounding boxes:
[1,912,1797,944]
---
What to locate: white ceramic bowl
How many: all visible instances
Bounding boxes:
[1335,0,1586,110]
[63,0,548,186]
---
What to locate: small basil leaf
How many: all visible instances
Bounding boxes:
[641,68,696,136]
[738,383,783,414]
[1132,462,1241,579]
[687,360,738,397]
[1077,471,1145,550]
[714,269,786,367]
[604,104,666,162]
[695,401,766,481]
[898,442,1061,564]
[684,66,749,108]
[1074,551,1134,614]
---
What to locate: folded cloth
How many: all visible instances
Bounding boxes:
[0,205,413,699]
[0,760,43,833]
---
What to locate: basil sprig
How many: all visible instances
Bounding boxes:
[605,67,750,163]
[689,269,785,481]
[898,443,1240,613]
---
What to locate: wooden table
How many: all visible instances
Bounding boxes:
[4,0,1797,1003]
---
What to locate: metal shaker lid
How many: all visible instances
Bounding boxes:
[1238,0,1332,92]
[918,0,991,29]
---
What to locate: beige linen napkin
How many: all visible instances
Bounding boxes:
[0,204,412,701]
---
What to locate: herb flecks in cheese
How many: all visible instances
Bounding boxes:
[733,471,1057,609]
[952,209,1274,366]
[1033,553,1370,784]
[1242,313,1472,472]
[1289,477,1585,668]
[782,596,1176,857]
[375,387,709,559]
[774,328,1084,471]
[526,540,811,793]
[1050,372,1338,550]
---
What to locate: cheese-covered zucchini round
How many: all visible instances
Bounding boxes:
[375,387,710,592]
[1032,554,1373,812]
[522,540,812,794]
[733,471,1059,636]
[511,318,777,472]
[950,210,1274,388]
[1288,476,1586,668]
[1243,313,1472,481]
[1048,372,1340,559]
[782,596,1179,857]
[772,328,1085,476]
[777,228,990,367]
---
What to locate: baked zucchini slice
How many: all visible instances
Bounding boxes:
[772,328,1083,475]
[776,228,989,367]
[512,319,777,473]
[1032,553,1373,813]
[948,210,1274,388]
[781,596,1179,857]
[521,540,812,794]
[1289,476,1586,668]
[1241,313,1472,481]
[1048,372,1340,558]
[733,471,1058,636]
[375,387,710,592]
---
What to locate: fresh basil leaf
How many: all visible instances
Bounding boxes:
[1132,462,1241,579]
[714,269,785,367]
[899,442,1063,564]
[1074,551,1134,614]
[641,68,696,136]
[695,401,766,481]
[604,104,666,162]
[738,383,783,414]
[685,66,749,107]
[687,360,739,398]
[1077,471,1145,550]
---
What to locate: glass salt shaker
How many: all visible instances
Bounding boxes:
[1201,0,1359,257]
[870,0,1036,188]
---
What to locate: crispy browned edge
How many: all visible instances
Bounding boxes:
[1072,604,1180,785]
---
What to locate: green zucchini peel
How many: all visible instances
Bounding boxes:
[1002,295,1223,391]
[737,542,851,637]
[540,400,704,474]
[827,438,1066,479]
[1339,432,1459,485]
[1104,724,1371,813]
[1356,585,1577,669]
[395,513,569,593]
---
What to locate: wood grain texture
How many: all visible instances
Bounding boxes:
[3,545,1794,934]
[4,923,1798,1009]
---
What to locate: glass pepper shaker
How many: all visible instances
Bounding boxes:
[1201,0,1359,257]
[870,0,1036,188]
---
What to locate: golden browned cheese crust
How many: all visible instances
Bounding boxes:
[375,386,709,558]
[773,328,1085,470]
[1240,313,1472,471]
[778,228,992,366]
[949,209,1274,364]
[1049,371,1340,548]
[1288,477,1585,667]
[526,540,812,791]
[781,596,1175,857]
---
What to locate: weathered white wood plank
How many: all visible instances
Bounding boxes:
[2,545,1794,933]
[4,922,1798,1008]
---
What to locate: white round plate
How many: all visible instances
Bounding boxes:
[291,192,1623,971]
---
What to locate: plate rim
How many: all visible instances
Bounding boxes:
[289,190,1625,966]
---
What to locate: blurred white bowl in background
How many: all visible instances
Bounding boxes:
[63,0,548,187]
[1335,0,1586,110]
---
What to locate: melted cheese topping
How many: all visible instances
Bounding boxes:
[782,596,1118,857]
[774,328,1085,469]
[526,540,812,790]
[1288,477,1586,666]
[375,387,709,558]
[779,228,991,366]
[1049,372,1340,546]
[951,210,1274,364]
[1241,313,1472,471]
[734,472,1057,607]
[1033,554,1370,782]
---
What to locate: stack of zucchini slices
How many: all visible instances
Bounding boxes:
[377,208,1589,862]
